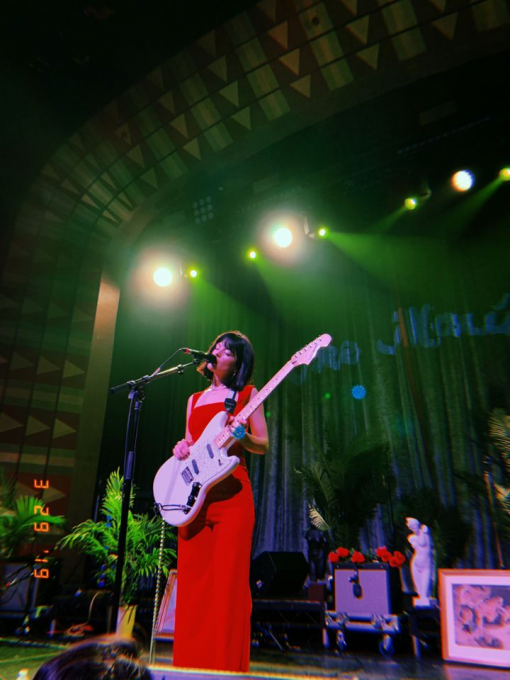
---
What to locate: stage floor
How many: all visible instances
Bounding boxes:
[151,645,510,680]
[2,639,510,680]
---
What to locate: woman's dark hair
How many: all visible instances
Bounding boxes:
[33,637,152,680]
[197,330,254,391]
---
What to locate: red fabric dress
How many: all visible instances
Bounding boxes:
[172,385,256,672]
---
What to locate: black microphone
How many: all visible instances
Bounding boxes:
[181,348,215,363]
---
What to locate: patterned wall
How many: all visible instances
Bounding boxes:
[1,0,509,527]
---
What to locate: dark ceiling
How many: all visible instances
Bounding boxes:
[1,1,509,245]
[0,0,257,210]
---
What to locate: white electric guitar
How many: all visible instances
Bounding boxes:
[153,333,332,527]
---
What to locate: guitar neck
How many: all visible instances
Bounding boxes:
[213,360,295,449]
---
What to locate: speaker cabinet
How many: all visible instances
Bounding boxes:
[334,563,399,616]
[251,551,308,598]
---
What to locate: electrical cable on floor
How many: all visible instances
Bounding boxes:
[62,590,102,637]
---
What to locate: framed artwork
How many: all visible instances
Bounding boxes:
[439,569,510,667]
[155,569,178,640]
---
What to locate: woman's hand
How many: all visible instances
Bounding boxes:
[227,415,247,440]
[173,438,193,460]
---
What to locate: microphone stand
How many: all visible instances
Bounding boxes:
[108,359,197,632]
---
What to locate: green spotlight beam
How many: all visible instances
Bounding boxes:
[327,231,458,298]
[367,207,406,234]
[187,275,275,337]
[439,178,501,240]
[252,253,347,329]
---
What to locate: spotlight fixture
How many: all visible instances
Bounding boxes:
[272,225,293,248]
[153,267,173,287]
[192,196,214,224]
[188,268,198,279]
[248,249,258,260]
[303,215,328,239]
[404,197,418,210]
[451,170,474,192]
[260,210,307,261]
[499,167,510,181]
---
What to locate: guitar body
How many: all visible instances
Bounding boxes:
[153,411,240,527]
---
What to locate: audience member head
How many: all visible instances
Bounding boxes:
[33,636,152,680]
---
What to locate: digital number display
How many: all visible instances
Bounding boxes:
[33,479,53,579]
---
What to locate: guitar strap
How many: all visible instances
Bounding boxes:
[224,390,237,415]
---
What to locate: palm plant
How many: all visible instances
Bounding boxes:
[455,408,510,551]
[488,409,510,541]
[58,470,176,605]
[0,469,65,560]
[296,429,395,548]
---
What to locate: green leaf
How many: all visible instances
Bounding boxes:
[488,409,510,458]
[57,469,177,605]
[309,505,331,532]
[0,493,65,559]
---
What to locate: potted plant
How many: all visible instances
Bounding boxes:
[487,408,510,537]
[57,469,176,634]
[295,428,395,547]
[0,470,65,612]
[0,470,65,561]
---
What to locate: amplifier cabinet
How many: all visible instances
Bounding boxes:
[334,563,399,617]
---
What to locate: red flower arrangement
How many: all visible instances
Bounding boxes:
[328,545,406,568]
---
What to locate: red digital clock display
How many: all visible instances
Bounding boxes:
[33,478,52,579]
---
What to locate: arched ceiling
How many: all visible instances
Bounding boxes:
[0,0,509,526]
[0,0,259,212]
[3,0,510,266]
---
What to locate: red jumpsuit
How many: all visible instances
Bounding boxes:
[172,385,255,672]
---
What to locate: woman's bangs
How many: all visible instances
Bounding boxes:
[220,333,243,357]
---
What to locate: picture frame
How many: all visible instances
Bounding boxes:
[439,569,510,667]
[155,569,178,640]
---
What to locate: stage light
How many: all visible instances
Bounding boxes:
[451,170,474,192]
[404,197,418,210]
[248,249,258,260]
[318,227,328,238]
[188,268,198,279]
[272,225,293,248]
[352,385,366,400]
[153,267,173,287]
[499,167,510,181]
[260,211,307,262]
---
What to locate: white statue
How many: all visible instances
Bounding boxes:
[406,517,434,607]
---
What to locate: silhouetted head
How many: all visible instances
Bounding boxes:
[33,637,152,680]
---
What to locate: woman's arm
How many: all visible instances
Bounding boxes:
[237,387,269,455]
[173,395,194,460]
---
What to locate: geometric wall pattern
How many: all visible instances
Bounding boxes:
[1,0,509,520]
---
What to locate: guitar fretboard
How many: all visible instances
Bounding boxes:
[213,360,295,449]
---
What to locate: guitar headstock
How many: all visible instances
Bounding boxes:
[291,334,332,366]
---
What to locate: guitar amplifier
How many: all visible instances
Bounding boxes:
[250,552,308,598]
[334,563,398,616]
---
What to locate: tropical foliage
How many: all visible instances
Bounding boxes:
[488,409,510,541]
[58,470,176,605]
[295,428,395,547]
[296,425,473,569]
[488,409,510,465]
[0,469,65,560]
[456,408,510,548]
